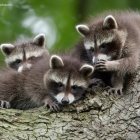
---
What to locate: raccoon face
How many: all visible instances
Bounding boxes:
[76,15,127,65]
[44,55,94,105]
[0,33,48,72]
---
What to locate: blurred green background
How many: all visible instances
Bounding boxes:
[0,0,140,65]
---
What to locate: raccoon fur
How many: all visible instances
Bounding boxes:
[74,11,140,95]
[0,33,49,72]
[0,55,94,111]
[24,55,94,111]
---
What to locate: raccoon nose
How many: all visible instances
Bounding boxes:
[93,57,98,65]
[61,97,69,105]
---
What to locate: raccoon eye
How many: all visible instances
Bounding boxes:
[56,82,64,91]
[71,85,85,93]
[57,82,63,88]
[28,56,36,60]
[100,43,109,49]
[15,59,22,64]
[89,47,94,52]
[72,85,78,90]
[100,44,106,49]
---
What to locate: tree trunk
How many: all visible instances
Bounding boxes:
[0,71,140,140]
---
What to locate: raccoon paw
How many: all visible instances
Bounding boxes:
[88,78,105,89]
[0,100,10,108]
[44,101,61,112]
[108,87,123,96]
[95,60,107,71]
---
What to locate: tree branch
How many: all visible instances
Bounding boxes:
[0,71,140,140]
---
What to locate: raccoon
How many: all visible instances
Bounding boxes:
[0,68,19,109]
[74,11,140,95]
[24,55,94,111]
[0,55,94,111]
[0,33,49,72]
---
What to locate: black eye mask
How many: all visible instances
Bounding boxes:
[9,59,22,70]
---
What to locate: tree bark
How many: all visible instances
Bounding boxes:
[0,71,140,140]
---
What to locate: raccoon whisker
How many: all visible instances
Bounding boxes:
[95,62,105,66]
[96,67,107,71]
[102,69,107,72]
[96,60,106,63]
[95,64,105,68]
[98,59,106,62]
[96,66,105,68]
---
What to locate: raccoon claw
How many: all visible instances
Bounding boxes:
[0,100,10,108]
[88,78,105,89]
[45,101,61,112]
[49,103,61,112]
[95,60,107,71]
[108,87,123,96]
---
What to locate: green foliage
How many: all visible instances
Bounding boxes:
[0,0,140,64]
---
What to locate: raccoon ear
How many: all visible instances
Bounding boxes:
[0,44,15,56]
[50,55,64,69]
[76,24,90,37]
[103,15,118,29]
[80,64,94,77]
[33,33,45,47]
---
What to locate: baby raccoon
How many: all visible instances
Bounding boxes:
[0,33,49,72]
[25,55,94,111]
[74,11,140,95]
[0,55,94,111]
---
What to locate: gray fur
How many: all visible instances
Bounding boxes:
[0,34,49,72]
[74,11,140,95]
[0,55,93,111]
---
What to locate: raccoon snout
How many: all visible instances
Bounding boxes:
[92,57,99,65]
[55,93,75,105]
[18,63,32,73]
[61,97,69,105]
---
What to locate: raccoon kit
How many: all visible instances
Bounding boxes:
[24,55,94,111]
[0,55,94,111]
[74,11,140,95]
[0,33,49,72]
